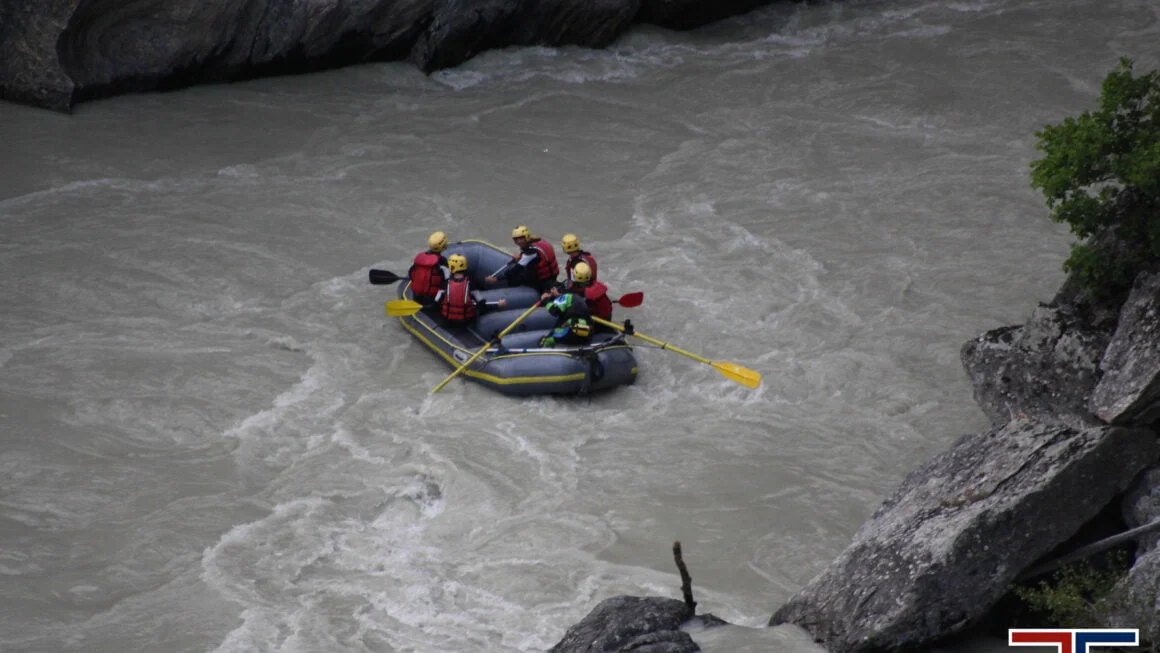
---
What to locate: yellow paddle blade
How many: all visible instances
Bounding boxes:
[712,361,762,388]
[386,299,423,317]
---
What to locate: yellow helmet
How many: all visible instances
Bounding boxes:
[448,254,468,273]
[428,231,448,253]
[572,261,592,284]
[511,225,531,240]
[561,233,580,254]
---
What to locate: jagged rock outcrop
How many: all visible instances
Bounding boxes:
[550,596,698,653]
[1104,546,1160,650]
[0,0,782,112]
[959,284,1120,429]
[768,420,1158,653]
[410,0,640,73]
[0,0,80,111]
[635,0,770,30]
[1090,271,1160,425]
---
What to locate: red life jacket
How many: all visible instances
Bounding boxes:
[410,251,445,299]
[526,238,559,282]
[440,276,478,322]
[567,251,598,282]
[582,281,613,321]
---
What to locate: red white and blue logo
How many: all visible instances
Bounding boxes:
[1009,629,1139,653]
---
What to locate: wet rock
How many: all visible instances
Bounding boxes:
[0,0,80,111]
[637,0,771,30]
[768,419,1158,653]
[410,0,640,73]
[550,596,698,653]
[1123,467,1160,552]
[56,0,434,105]
[1090,271,1160,425]
[960,297,1114,429]
[1,0,782,112]
[1103,547,1160,650]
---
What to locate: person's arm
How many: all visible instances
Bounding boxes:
[471,289,507,309]
[487,251,536,282]
[486,259,515,282]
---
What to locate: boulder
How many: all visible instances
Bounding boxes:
[550,596,698,653]
[769,419,1158,653]
[637,0,771,30]
[56,0,434,104]
[0,0,81,111]
[1090,270,1160,425]
[1122,467,1160,552]
[960,294,1115,429]
[1103,546,1160,650]
[1,0,781,112]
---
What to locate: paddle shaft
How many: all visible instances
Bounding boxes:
[592,317,761,388]
[431,302,542,394]
[592,317,711,364]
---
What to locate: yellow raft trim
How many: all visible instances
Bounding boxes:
[397,267,635,387]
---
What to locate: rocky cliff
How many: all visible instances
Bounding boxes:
[0,0,778,112]
[769,269,1160,652]
[546,269,1160,652]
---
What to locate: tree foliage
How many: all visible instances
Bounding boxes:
[1030,58,1160,294]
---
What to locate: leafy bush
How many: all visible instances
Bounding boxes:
[1030,58,1160,295]
[1012,552,1131,628]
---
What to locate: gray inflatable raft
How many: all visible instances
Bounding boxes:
[396,240,637,396]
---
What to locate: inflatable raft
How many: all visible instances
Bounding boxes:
[396,240,638,396]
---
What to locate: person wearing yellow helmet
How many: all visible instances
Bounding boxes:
[568,261,613,322]
[433,253,506,327]
[560,233,598,285]
[408,231,451,304]
[485,225,559,293]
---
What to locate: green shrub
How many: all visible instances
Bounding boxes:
[1030,58,1160,295]
[1012,552,1131,627]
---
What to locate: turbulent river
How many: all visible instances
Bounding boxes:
[2,0,1158,651]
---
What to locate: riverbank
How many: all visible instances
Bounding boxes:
[0,0,781,112]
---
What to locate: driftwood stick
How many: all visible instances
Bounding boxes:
[673,541,696,612]
[1016,519,1160,582]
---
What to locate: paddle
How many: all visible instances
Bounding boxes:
[386,299,424,317]
[613,291,643,308]
[431,302,544,394]
[369,269,401,285]
[592,317,762,389]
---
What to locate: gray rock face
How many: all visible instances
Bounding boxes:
[1123,467,1160,552]
[0,0,81,111]
[57,0,435,104]
[1103,547,1160,650]
[1090,271,1160,425]
[409,0,639,73]
[550,596,697,653]
[637,0,771,30]
[1,0,778,111]
[960,299,1113,429]
[769,420,1159,653]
